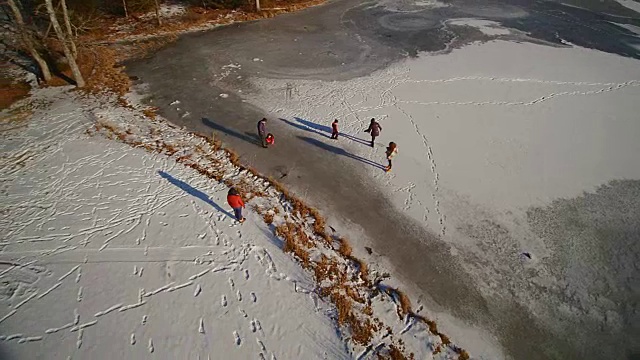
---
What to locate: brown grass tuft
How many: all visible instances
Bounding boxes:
[142,107,158,119]
[263,212,274,224]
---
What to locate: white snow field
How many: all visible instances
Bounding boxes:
[1,88,465,359]
[0,89,347,359]
[243,40,640,357]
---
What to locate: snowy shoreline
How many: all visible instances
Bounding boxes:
[0,86,467,359]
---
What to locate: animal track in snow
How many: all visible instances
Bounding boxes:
[221,295,227,307]
[233,331,241,346]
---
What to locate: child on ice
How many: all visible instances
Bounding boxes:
[265,133,275,146]
[385,142,398,172]
[227,187,246,223]
[331,119,339,139]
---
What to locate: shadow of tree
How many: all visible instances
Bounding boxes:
[158,170,234,219]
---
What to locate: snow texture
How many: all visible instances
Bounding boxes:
[1,85,463,358]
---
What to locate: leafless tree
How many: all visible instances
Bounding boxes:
[122,0,129,18]
[44,0,84,87]
[7,0,52,82]
[59,0,76,58]
[255,0,261,12]
[153,0,161,26]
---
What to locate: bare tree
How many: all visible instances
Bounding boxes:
[44,0,84,87]
[153,0,161,26]
[7,0,52,82]
[255,0,261,12]
[59,0,76,59]
[122,0,129,18]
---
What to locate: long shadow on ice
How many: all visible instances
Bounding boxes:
[158,170,234,219]
[284,117,371,146]
[202,117,261,147]
[297,136,386,171]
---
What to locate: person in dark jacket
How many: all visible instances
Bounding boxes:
[227,188,245,223]
[257,118,268,148]
[364,118,382,147]
[331,119,339,139]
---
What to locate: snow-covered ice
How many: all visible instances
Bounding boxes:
[615,0,640,13]
[239,39,640,358]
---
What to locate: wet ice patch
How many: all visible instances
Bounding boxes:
[376,0,448,13]
[447,19,511,36]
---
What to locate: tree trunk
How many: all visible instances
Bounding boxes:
[256,0,261,12]
[122,0,128,18]
[44,0,84,87]
[59,0,76,59]
[7,0,52,82]
[153,0,162,26]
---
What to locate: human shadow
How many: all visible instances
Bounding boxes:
[297,136,386,170]
[279,117,329,138]
[294,117,371,146]
[158,170,234,219]
[202,117,260,147]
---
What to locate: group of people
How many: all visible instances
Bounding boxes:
[333,118,398,173]
[229,117,398,223]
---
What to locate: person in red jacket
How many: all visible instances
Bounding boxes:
[227,187,245,223]
[331,119,339,139]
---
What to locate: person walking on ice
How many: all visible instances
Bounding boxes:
[331,119,339,139]
[364,118,382,147]
[385,142,398,172]
[257,118,268,148]
[227,187,246,223]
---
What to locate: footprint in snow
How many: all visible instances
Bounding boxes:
[233,331,241,346]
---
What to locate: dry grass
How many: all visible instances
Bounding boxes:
[142,107,158,119]
[263,212,274,224]
[0,69,31,110]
